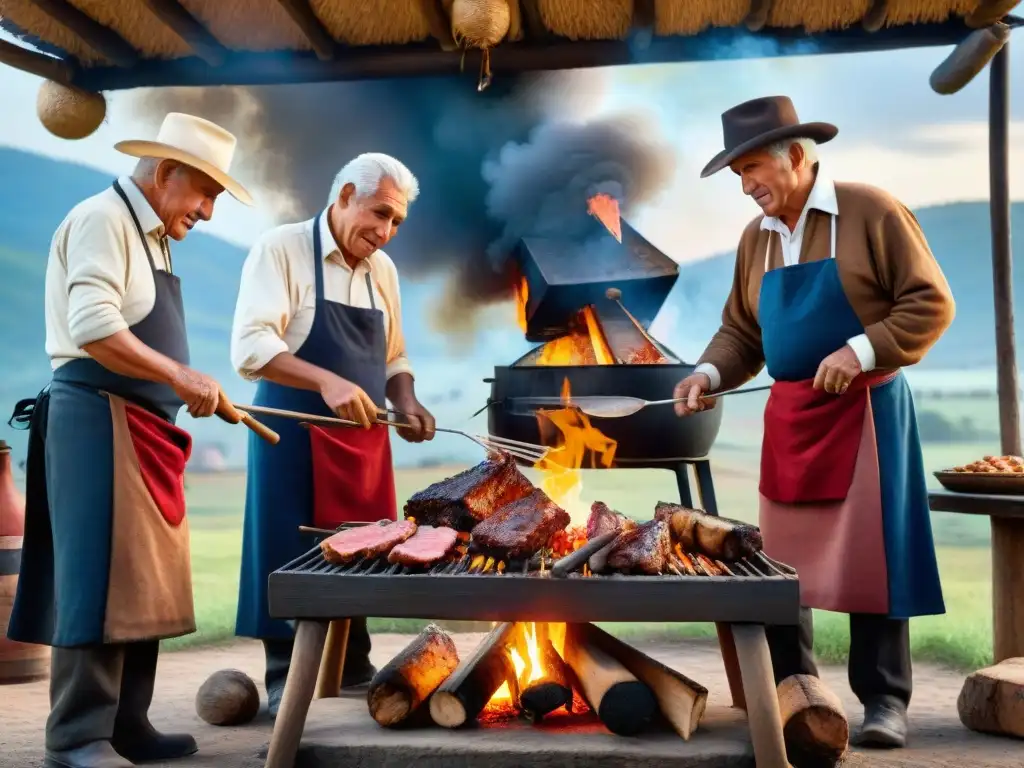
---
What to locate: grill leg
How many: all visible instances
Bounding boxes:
[731,623,788,768]
[265,620,329,768]
[673,462,694,507]
[716,625,747,711]
[693,459,719,516]
[315,619,351,700]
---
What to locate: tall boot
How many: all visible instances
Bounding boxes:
[341,618,376,689]
[110,640,197,761]
[263,638,294,719]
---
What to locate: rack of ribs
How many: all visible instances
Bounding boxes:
[470,488,571,560]
[404,451,536,531]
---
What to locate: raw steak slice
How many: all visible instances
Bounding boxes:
[387,525,460,567]
[321,520,418,565]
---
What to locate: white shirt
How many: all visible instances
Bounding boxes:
[694,168,876,390]
[45,176,173,370]
[230,209,413,383]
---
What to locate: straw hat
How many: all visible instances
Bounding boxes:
[115,112,253,206]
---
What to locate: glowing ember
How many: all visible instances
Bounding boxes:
[587,193,622,243]
[536,307,615,367]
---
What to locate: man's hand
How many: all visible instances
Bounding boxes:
[320,375,378,428]
[171,366,221,418]
[673,372,714,417]
[392,398,436,444]
[813,345,863,395]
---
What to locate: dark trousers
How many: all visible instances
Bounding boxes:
[263,617,373,692]
[765,608,913,708]
[46,640,159,752]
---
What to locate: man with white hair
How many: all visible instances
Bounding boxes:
[230,152,435,716]
[673,96,954,750]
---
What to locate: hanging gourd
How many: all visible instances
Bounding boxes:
[37,80,107,140]
[450,0,511,91]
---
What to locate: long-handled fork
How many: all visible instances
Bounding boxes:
[233,403,550,464]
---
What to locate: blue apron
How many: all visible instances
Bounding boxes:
[7,180,191,647]
[235,216,388,640]
[758,214,944,619]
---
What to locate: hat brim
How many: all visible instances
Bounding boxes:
[699,122,838,179]
[114,140,253,207]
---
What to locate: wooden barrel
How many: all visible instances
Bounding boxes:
[0,536,49,683]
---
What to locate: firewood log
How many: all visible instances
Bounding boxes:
[563,622,657,736]
[367,623,459,728]
[429,622,518,728]
[957,657,1024,738]
[572,623,708,740]
[777,674,849,767]
[518,626,573,721]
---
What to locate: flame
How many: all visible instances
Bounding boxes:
[587,193,622,243]
[534,378,617,528]
[515,276,529,333]
[486,622,570,708]
[536,307,615,366]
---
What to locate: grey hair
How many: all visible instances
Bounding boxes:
[766,137,819,169]
[327,153,420,207]
[131,157,186,183]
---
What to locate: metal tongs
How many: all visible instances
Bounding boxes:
[234,403,550,464]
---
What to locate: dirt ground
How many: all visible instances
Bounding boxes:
[1,634,1021,768]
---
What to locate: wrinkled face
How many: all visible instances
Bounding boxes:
[729,144,806,219]
[333,176,408,262]
[150,161,224,241]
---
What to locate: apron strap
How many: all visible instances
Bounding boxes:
[364,272,377,312]
[763,213,838,273]
[312,216,325,302]
[112,180,172,275]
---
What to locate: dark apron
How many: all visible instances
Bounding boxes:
[235,218,389,640]
[6,180,191,647]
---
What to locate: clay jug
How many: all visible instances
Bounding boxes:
[0,441,25,538]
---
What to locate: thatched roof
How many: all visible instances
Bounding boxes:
[0,0,1020,92]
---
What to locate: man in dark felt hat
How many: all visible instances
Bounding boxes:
[673,96,955,750]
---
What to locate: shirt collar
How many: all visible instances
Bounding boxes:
[760,165,838,235]
[318,207,374,273]
[117,176,164,236]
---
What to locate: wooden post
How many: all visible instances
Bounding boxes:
[731,623,789,768]
[987,43,1024,664]
[314,619,351,699]
[264,620,329,768]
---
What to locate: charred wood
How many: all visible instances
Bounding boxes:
[367,624,459,727]
[430,622,518,728]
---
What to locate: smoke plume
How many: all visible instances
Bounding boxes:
[129,72,676,340]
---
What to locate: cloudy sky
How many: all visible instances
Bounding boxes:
[1,31,1022,266]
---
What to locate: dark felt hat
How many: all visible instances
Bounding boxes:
[700,96,838,178]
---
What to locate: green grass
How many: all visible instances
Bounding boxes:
[170,447,999,671]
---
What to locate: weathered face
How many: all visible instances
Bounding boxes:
[729,144,806,219]
[151,161,224,241]
[334,176,408,261]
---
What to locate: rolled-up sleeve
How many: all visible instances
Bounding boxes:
[230,238,293,381]
[380,261,413,381]
[65,212,130,347]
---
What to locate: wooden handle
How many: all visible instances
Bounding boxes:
[216,390,281,445]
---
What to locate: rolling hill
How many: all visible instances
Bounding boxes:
[0,147,1020,466]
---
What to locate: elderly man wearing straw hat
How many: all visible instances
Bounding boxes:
[673,96,955,751]
[6,113,251,768]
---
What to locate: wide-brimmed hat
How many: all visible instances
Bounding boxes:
[115,112,253,206]
[700,96,838,178]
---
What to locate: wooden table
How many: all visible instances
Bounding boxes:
[928,490,1024,662]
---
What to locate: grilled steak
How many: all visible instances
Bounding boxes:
[605,519,671,575]
[654,502,762,562]
[387,525,460,567]
[404,451,535,531]
[587,501,637,539]
[470,489,570,559]
[321,520,418,565]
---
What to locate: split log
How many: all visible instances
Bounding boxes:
[572,623,708,740]
[518,625,573,721]
[430,622,518,728]
[367,623,460,728]
[777,674,849,767]
[957,657,1024,738]
[563,622,657,736]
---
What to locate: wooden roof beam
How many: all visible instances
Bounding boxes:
[418,0,458,51]
[138,0,228,67]
[0,37,77,85]
[26,0,139,67]
[744,0,774,32]
[518,0,550,40]
[275,0,337,60]
[863,0,889,33]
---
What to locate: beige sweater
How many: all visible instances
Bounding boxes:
[697,182,955,391]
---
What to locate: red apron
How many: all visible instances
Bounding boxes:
[308,424,397,527]
[760,370,897,504]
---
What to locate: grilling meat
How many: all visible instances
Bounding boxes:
[388,525,460,567]
[321,520,418,565]
[605,519,671,575]
[470,489,570,559]
[404,451,535,531]
[586,501,638,539]
[654,502,763,562]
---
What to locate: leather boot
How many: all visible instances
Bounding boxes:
[263,638,294,719]
[110,642,197,761]
[340,618,376,690]
[853,697,908,748]
[44,741,133,768]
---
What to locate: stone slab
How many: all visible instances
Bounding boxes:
[296,697,755,768]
